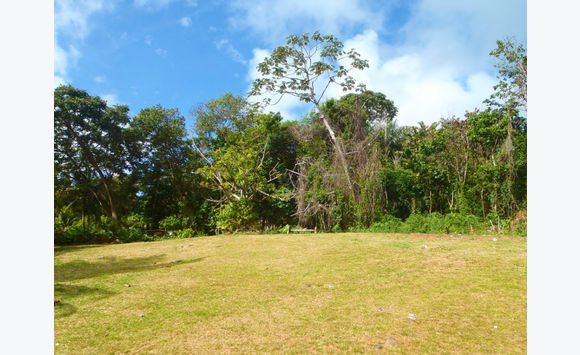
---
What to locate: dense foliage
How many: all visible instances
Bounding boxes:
[54,35,526,244]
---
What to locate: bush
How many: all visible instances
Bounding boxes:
[510,210,527,236]
[54,223,116,245]
[159,215,190,231]
[400,214,429,233]
[350,213,488,235]
[365,215,403,233]
[176,228,195,239]
[117,227,148,243]
[216,200,259,232]
[124,214,148,229]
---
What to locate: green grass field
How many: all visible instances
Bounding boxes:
[54,233,526,353]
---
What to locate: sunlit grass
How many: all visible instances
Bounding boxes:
[54,233,526,353]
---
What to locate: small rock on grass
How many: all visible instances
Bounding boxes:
[377,308,384,312]
[139,313,145,317]
[386,338,399,346]
[408,314,416,321]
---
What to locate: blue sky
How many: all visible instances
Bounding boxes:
[55,0,526,127]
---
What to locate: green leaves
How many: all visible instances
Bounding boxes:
[486,37,527,112]
[249,32,369,106]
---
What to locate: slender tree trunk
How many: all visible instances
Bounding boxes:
[481,189,486,218]
[82,196,86,233]
[317,108,354,199]
[100,179,118,223]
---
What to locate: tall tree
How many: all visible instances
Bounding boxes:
[486,36,527,112]
[250,31,369,197]
[54,85,132,223]
[130,105,200,226]
[192,95,294,231]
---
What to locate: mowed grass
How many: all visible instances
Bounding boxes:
[54,233,526,353]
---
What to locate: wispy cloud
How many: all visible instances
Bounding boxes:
[179,16,192,27]
[94,76,106,83]
[100,93,120,106]
[54,0,115,87]
[155,48,168,57]
[215,39,247,64]
[54,40,81,85]
[133,0,176,10]
[229,0,383,44]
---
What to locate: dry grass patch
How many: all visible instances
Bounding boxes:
[55,233,526,353]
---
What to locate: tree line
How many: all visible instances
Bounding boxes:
[54,33,526,243]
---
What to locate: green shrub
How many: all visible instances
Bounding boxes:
[117,227,148,243]
[355,213,488,235]
[159,215,189,231]
[176,228,195,239]
[400,214,429,233]
[366,215,403,233]
[124,214,148,229]
[216,200,259,232]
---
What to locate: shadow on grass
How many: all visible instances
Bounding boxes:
[54,284,117,318]
[54,302,77,318]
[55,255,206,283]
[54,244,102,257]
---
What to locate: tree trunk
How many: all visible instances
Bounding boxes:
[318,110,354,199]
[101,179,118,223]
[81,196,86,233]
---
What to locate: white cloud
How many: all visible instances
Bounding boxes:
[134,0,197,9]
[133,0,175,9]
[179,16,192,27]
[229,0,383,44]
[155,48,168,57]
[54,0,114,85]
[55,0,114,40]
[100,94,120,106]
[330,30,498,125]
[54,38,81,87]
[54,75,68,88]
[242,0,525,124]
[94,76,106,83]
[215,39,247,64]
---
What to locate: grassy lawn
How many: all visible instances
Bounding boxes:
[54,233,526,353]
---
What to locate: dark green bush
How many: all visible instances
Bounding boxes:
[366,215,404,233]
[159,215,190,231]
